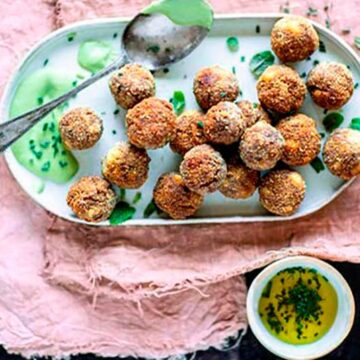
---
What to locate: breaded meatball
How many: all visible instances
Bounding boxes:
[239,121,285,171]
[109,64,155,109]
[276,114,321,166]
[67,176,116,223]
[153,172,204,219]
[170,110,207,155]
[271,16,319,63]
[219,155,260,199]
[193,65,240,110]
[102,142,150,189]
[180,144,227,195]
[259,169,306,216]
[323,128,360,180]
[59,107,103,150]
[204,102,245,145]
[236,100,272,128]
[306,62,354,110]
[126,97,176,149]
[257,65,306,114]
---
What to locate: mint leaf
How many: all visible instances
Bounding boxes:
[310,157,325,173]
[227,37,239,52]
[323,112,344,133]
[249,50,275,78]
[170,91,185,115]
[109,201,135,225]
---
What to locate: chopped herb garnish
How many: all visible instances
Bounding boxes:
[311,157,325,173]
[120,188,126,201]
[220,91,227,98]
[59,160,68,168]
[37,97,44,105]
[72,80,78,87]
[113,33,118,38]
[226,37,239,52]
[143,199,160,218]
[43,59,49,67]
[67,32,76,42]
[319,40,326,53]
[319,132,325,138]
[354,37,360,50]
[232,66,236,74]
[42,123,48,132]
[132,192,142,204]
[147,44,160,54]
[262,280,272,298]
[197,121,204,129]
[112,129,117,135]
[300,72,307,78]
[350,117,360,131]
[40,140,50,149]
[170,90,186,115]
[109,201,136,225]
[255,25,261,33]
[325,18,331,29]
[306,7,318,16]
[323,112,344,132]
[354,83,359,89]
[163,68,170,74]
[113,109,120,115]
[49,122,56,132]
[240,55,246,62]
[313,59,320,66]
[41,161,51,172]
[249,50,275,78]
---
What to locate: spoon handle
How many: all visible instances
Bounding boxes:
[0,55,128,153]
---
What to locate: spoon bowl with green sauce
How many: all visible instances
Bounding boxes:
[247,256,355,359]
[0,0,213,153]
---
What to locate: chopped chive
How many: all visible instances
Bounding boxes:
[306,7,318,16]
[41,161,51,172]
[113,32,118,39]
[113,109,120,115]
[163,68,170,74]
[40,140,50,149]
[240,55,246,62]
[42,123,48,132]
[313,59,320,66]
[255,25,261,33]
[43,59,49,67]
[350,117,360,131]
[197,121,204,129]
[226,37,239,52]
[232,66,236,74]
[319,40,326,53]
[67,32,76,42]
[147,44,160,54]
[354,82,359,89]
[310,157,325,173]
[59,160,68,168]
[300,72,307,78]
[132,192,142,204]
[112,129,117,135]
[72,80,78,87]
[120,188,126,201]
[37,97,44,105]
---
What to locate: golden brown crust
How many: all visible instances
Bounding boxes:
[59,107,103,150]
[193,65,239,110]
[236,100,272,128]
[239,122,284,171]
[102,142,150,189]
[109,64,155,109]
[323,128,360,180]
[306,62,354,110]
[271,16,319,63]
[204,102,245,145]
[257,65,306,114]
[276,113,321,166]
[170,110,207,155]
[180,144,227,195]
[126,97,176,149]
[219,156,260,199]
[66,176,116,222]
[153,172,204,219]
[259,169,306,216]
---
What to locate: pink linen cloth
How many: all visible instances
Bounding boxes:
[0,0,360,358]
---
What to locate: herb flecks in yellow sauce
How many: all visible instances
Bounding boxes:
[259,267,338,344]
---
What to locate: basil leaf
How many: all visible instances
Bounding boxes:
[109,201,136,225]
[323,112,344,133]
[227,37,239,52]
[170,91,185,115]
[310,157,325,173]
[350,117,360,131]
[249,50,275,78]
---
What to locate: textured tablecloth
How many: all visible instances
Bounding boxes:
[0,0,359,358]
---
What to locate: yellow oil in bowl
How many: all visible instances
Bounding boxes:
[258,266,338,344]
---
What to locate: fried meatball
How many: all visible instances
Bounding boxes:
[170,110,207,155]
[126,97,176,149]
[109,64,155,109]
[204,102,245,145]
[193,65,240,110]
[271,16,319,63]
[257,65,306,114]
[306,62,354,110]
[259,169,306,216]
[219,156,260,199]
[180,144,227,195]
[323,128,360,180]
[59,107,103,150]
[239,121,285,171]
[153,172,204,219]
[276,114,321,166]
[67,176,116,223]
[236,100,272,128]
[102,142,150,189]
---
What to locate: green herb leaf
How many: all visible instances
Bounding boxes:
[197,121,204,129]
[132,192,142,204]
[67,32,76,42]
[226,37,239,52]
[310,157,325,173]
[323,112,344,132]
[143,199,160,218]
[306,7,318,16]
[171,91,186,115]
[119,188,126,201]
[319,40,326,53]
[249,50,275,78]
[350,117,360,131]
[147,44,160,54]
[109,201,136,225]
[354,36,360,50]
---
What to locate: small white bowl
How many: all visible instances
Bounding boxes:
[247,256,355,360]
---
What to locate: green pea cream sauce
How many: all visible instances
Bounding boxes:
[142,0,213,30]
[77,40,116,73]
[10,68,79,183]
[258,267,338,345]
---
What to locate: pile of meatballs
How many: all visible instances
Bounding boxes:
[63,15,360,223]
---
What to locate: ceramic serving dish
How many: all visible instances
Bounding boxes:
[247,256,355,359]
[1,14,359,226]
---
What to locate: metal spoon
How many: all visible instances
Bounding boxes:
[0,13,209,152]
